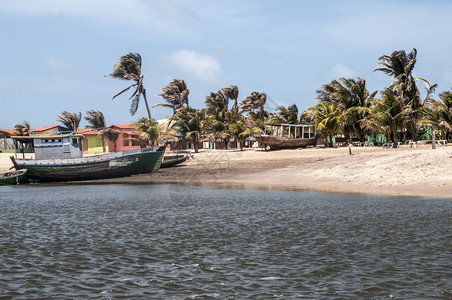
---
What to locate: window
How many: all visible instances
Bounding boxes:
[63,144,70,152]
[72,138,78,144]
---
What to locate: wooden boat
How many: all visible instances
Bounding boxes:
[10,132,166,182]
[160,154,188,168]
[256,123,317,150]
[0,169,27,185]
[256,134,318,150]
[10,147,165,182]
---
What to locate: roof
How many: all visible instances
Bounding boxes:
[0,129,17,135]
[112,124,136,130]
[31,125,62,132]
[78,128,100,135]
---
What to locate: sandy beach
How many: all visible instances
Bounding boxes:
[2,145,451,198]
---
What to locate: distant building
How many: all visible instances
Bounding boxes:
[108,124,145,152]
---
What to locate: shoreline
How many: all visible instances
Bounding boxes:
[1,146,451,198]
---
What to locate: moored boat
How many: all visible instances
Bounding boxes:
[256,123,317,150]
[255,135,317,150]
[0,169,27,185]
[10,133,165,182]
[160,153,190,168]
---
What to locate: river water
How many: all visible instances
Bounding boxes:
[0,184,451,299]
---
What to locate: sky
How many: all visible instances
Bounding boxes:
[1,0,452,129]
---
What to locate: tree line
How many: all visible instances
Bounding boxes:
[13,49,452,152]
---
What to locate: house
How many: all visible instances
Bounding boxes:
[78,129,109,154]
[108,124,145,152]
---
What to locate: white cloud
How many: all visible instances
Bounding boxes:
[167,50,222,84]
[332,63,357,78]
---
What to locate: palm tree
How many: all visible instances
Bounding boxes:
[365,88,408,147]
[57,111,81,132]
[130,117,171,147]
[106,52,151,118]
[222,85,239,119]
[304,102,345,147]
[229,118,258,150]
[317,78,377,142]
[205,91,232,149]
[270,104,299,124]
[154,79,189,115]
[424,90,452,141]
[85,110,107,152]
[101,128,121,152]
[240,91,268,123]
[169,107,202,153]
[374,48,418,84]
[374,48,431,141]
[14,121,31,136]
[13,121,31,155]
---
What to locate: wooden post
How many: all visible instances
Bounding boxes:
[432,128,436,149]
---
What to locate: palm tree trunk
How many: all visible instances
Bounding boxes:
[102,137,106,153]
[142,90,152,119]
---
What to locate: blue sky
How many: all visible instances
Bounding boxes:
[1,0,452,129]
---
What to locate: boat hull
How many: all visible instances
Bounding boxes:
[160,154,188,168]
[12,147,165,182]
[0,170,27,185]
[256,135,317,150]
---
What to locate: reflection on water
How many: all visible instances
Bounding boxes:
[0,184,451,298]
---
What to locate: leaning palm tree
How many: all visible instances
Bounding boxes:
[374,48,430,141]
[14,121,31,136]
[221,85,239,119]
[240,91,268,123]
[101,128,121,152]
[85,110,107,152]
[154,79,189,115]
[106,52,151,118]
[57,111,81,132]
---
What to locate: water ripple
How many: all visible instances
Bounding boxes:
[0,184,450,298]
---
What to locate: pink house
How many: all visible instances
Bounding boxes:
[107,124,146,152]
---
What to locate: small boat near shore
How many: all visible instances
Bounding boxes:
[10,133,165,182]
[256,135,318,150]
[160,153,190,168]
[256,123,317,150]
[0,169,27,185]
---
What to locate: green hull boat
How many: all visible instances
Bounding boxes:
[10,147,165,182]
[0,169,27,185]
